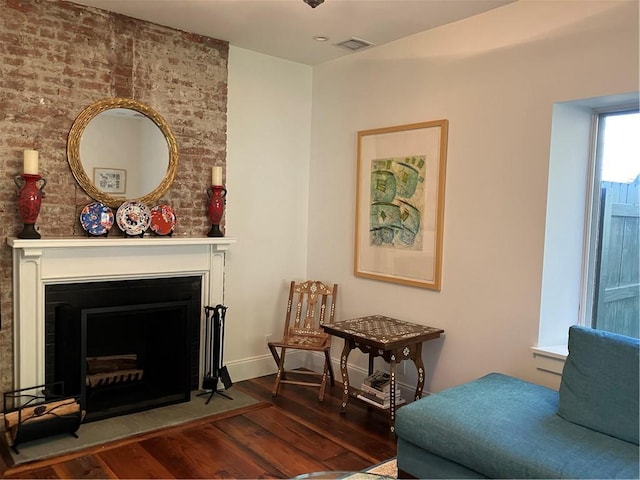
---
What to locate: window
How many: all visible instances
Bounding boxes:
[536,94,639,369]
[585,111,639,338]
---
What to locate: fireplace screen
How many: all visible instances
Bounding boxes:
[79,301,191,422]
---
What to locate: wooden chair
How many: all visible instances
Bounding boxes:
[268,280,338,401]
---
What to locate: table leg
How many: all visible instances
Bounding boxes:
[339,339,353,413]
[413,342,425,400]
[389,351,398,435]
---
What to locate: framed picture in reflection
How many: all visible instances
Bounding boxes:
[94,167,126,194]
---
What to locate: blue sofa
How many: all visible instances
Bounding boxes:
[395,326,639,479]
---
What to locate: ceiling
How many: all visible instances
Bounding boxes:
[72,0,516,65]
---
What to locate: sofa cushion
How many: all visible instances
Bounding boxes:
[397,438,487,479]
[558,325,639,445]
[395,373,639,479]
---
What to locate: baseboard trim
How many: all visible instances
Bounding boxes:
[224,350,427,398]
[225,350,305,383]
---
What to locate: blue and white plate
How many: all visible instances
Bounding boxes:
[80,202,114,236]
[116,200,151,236]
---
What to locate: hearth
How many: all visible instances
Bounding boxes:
[45,277,201,422]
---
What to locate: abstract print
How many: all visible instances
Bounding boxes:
[370,155,425,250]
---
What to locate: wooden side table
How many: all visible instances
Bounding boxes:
[322,315,444,435]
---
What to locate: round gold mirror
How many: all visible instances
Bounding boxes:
[67,98,178,208]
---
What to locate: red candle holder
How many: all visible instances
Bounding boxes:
[14,174,47,239]
[206,185,227,237]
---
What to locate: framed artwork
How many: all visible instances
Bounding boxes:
[354,120,449,290]
[93,168,126,194]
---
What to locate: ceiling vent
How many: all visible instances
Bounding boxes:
[335,37,374,51]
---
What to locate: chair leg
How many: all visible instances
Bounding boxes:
[324,350,335,386]
[269,343,286,381]
[268,343,280,366]
[272,347,287,397]
[319,356,330,401]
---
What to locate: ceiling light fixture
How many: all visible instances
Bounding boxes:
[303,0,325,8]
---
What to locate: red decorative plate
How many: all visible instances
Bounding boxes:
[149,204,177,236]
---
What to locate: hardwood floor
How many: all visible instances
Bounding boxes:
[0,374,397,479]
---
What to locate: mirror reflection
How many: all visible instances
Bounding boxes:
[67,98,178,208]
[81,109,168,199]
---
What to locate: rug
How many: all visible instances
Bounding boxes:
[365,458,397,478]
[5,388,257,466]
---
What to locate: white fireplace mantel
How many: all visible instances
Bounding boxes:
[8,236,236,391]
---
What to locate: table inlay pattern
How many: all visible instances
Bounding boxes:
[323,315,444,436]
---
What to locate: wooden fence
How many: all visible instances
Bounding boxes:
[594,179,639,338]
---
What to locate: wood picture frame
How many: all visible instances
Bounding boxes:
[93,168,126,195]
[355,120,449,290]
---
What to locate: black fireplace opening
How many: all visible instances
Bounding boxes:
[82,301,191,422]
[45,277,201,423]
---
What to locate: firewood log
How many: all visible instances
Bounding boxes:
[4,398,80,430]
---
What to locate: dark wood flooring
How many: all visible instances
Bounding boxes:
[0,374,397,479]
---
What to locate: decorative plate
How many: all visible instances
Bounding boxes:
[149,204,177,236]
[80,202,114,236]
[115,200,151,236]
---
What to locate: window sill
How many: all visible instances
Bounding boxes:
[531,345,568,375]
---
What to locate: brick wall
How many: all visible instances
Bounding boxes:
[0,0,229,396]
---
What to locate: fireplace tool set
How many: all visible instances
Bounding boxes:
[198,304,233,404]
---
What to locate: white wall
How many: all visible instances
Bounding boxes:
[224,47,313,381]
[307,0,639,391]
[223,1,638,392]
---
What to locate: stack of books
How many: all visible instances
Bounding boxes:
[357,370,405,408]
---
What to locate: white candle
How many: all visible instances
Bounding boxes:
[212,166,223,186]
[23,149,39,175]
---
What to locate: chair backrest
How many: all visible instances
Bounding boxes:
[284,280,338,337]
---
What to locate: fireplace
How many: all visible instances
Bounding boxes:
[45,277,200,422]
[9,236,236,412]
